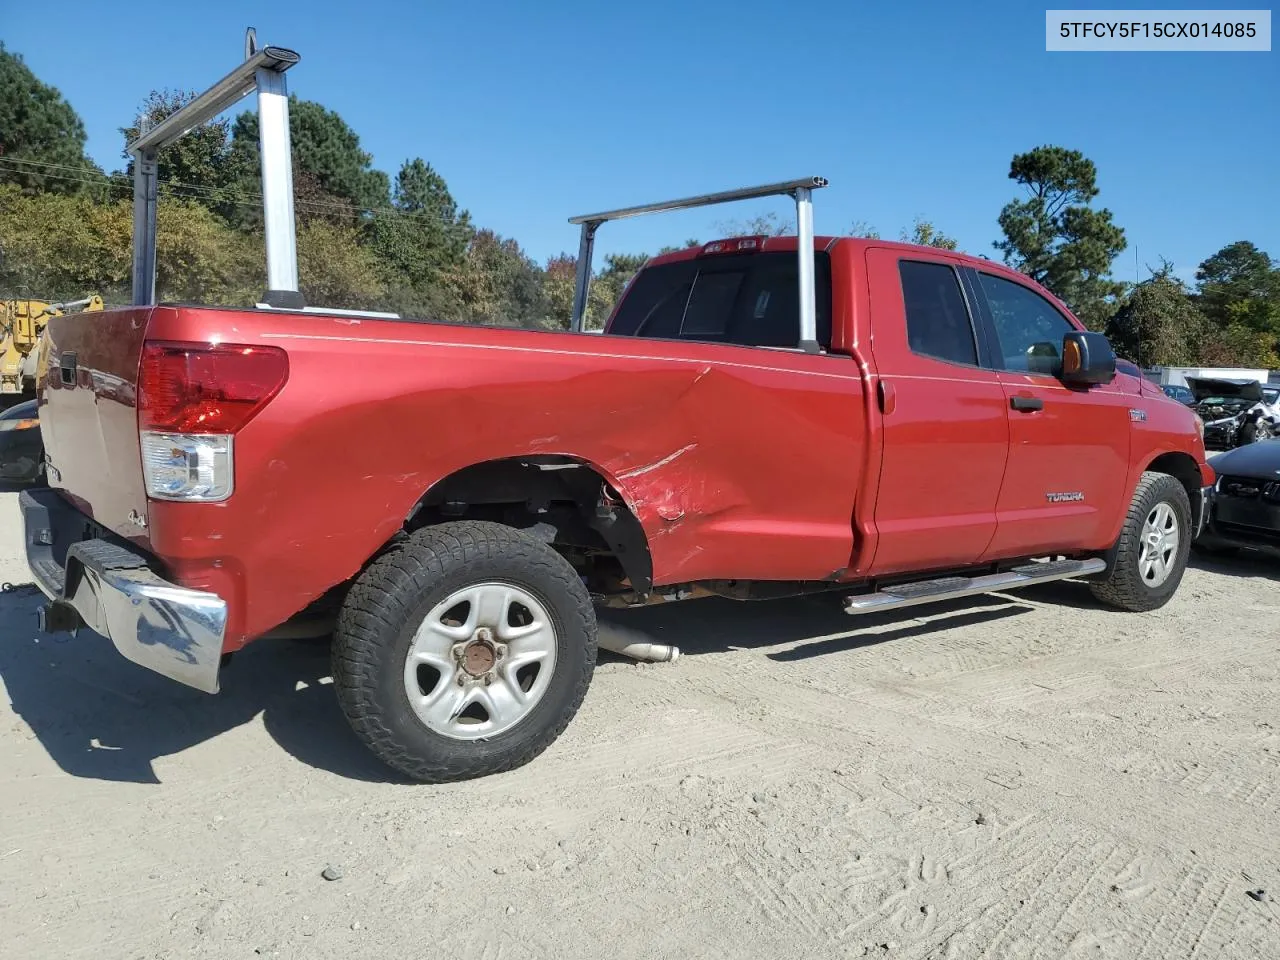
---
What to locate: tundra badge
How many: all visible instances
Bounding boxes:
[1045,492,1085,503]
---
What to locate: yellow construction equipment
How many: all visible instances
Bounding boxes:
[0,295,103,395]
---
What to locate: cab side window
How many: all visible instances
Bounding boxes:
[898,260,979,367]
[977,272,1075,376]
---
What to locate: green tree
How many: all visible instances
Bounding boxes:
[1105,260,1206,366]
[541,254,613,330]
[445,229,547,327]
[297,220,385,310]
[1198,322,1279,368]
[1194,240,1280,335]
[229,97,390,216]
[119,90,245,210]
[594,252,648,314]
[0,184,258,304]
[0,184,129,298]
[901,217,957,250]
[995,145,1127,330]
[0,44,102,194]
[369,159,473,311]
[153,200,261,304]
[849,220,881,239]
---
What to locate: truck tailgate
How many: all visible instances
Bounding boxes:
[39,307,151,545]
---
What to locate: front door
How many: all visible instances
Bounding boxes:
[865,249,1010,575]
[967,268,1132,558]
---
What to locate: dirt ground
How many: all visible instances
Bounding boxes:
[1,491,1278,960]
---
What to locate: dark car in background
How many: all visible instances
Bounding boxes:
[1197,440,1280,556]
[0,399,44,484]
[1161,383,1195,405]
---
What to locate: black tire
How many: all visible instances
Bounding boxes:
[331,520,596,783]
[1090,472,1192,612]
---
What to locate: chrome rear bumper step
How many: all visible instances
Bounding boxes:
[843,557,1107,615]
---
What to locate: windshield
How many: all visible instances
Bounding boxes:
[1265,388,1279,405]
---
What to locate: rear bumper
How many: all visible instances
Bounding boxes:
[19,488,227,694]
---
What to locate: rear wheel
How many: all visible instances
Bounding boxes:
[1090,472,1191,612]
[332,521,596,783]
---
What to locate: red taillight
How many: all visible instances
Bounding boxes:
[700,236,766,256]
[138,341,289,433]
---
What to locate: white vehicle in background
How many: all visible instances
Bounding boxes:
[1188,377,1280,449]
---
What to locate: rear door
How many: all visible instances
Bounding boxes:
[966,268,1131,557]
[865,248,1009,574]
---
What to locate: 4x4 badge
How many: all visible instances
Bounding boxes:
[1129,408,1147,422]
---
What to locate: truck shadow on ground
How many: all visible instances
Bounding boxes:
[1,582,1043,786]
[8,556,1264,786]
[0,586,395,785]
[1188,547,1280,581]
[597,592,1034,663]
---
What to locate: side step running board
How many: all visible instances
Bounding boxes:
[843,558,1107,615]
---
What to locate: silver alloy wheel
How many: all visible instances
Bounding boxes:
[1138,501,1180,587]
[402,581,558,741]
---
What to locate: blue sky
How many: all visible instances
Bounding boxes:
[4,1,1277,282]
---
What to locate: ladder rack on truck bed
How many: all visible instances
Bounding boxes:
[129,29,301,309]
[126,29,400,319]
[126,27,829,343]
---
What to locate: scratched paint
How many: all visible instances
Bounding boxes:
[617,443,698,480]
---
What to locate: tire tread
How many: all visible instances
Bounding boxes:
[331,520,596,783]
[1090,471,1191,612]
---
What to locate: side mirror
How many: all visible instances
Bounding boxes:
[1060,331,1116,386]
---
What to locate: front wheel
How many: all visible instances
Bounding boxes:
[1090,472,1192,612]
[332,521,597,783]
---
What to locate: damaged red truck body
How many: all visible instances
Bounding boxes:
[20,45,1213,782]
[23,224,1213,782]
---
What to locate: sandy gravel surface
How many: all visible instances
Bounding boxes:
[1,490,1278,959]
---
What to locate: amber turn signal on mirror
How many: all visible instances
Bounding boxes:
[1063,339,1083,375]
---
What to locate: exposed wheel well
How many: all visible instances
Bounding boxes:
[404,456,655,597]
[1145,451,1204,516]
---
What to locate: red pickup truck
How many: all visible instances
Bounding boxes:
[21,221,1213,782]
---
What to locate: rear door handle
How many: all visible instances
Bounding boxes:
[1010,395,1043,412]
[877,381,897,416]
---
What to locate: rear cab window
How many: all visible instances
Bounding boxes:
[898,260,980,367]
[605,251,833,350]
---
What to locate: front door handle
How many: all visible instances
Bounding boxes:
[1010,395,1043,412]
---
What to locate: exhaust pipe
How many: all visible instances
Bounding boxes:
[597,626,680,663]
